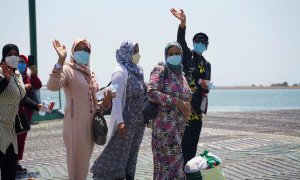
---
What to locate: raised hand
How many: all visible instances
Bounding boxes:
[52,40,67,64]
[29,65,37,75]
[1,63,13,81]
[170,8,186,26]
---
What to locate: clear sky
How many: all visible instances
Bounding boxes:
[1,0,300,87]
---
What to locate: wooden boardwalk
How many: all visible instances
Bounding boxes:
[16,110,300,179]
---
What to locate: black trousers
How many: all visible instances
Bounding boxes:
[182,120,203,166]
[0,143,17,180]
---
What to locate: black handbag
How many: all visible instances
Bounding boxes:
[142,65,168,124]
[13,77,30,134]
[92,112,108,145]
[142,99,159,124]
[15,109,30,134]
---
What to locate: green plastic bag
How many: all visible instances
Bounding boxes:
[186,150,226,180]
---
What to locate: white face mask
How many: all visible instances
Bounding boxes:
[5,56,19,68]
[132,53,141,64]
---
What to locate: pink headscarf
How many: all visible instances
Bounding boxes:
[66,38,100,104]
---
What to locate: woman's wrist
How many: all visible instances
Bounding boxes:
[57,58,65,66]
[179,20,186,28]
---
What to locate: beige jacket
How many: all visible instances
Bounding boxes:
[0,68,25,154]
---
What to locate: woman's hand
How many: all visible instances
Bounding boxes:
[198,79,209,90]
[176,99,191,119]
[37,104,43,110]
[96,89,116,112]
[29,65,37,75]
[170,8,186,27]
[117,122,126,139]
[1,63,13,81]
[52,40,67,65]
[25,84,32,90]
[102,89,116,107]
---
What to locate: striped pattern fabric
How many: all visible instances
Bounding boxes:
[0,68,25,154]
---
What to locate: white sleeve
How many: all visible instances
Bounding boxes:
[111,68,127,125]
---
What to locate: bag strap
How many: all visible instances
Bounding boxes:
[13,75,24,107]
[100,81,112,91]
[13,76,25,128]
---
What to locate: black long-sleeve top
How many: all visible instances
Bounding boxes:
[177,25,212,114]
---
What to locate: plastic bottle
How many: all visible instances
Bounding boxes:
[208,82,214,90]
[39,97,55,116]
[96,84,118,100]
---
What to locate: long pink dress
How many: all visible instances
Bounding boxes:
[47,64,97,180]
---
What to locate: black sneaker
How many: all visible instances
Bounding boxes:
[16,164,27,173]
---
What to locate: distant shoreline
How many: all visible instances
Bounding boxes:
[215,86,300,90]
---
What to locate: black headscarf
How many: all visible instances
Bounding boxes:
[1,44,19,63]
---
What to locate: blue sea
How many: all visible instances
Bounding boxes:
[41,88,300,113]
[208,89,300,112]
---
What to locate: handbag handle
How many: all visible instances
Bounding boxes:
[12,75,25,109]
[199,150,221,168]
[13,75,25,129]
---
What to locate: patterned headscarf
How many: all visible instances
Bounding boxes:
[66,38,100,105]
[164,42,183,74]
[116,41,144,80]
[164,41,183,60]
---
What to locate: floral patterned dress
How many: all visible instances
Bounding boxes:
[148,65,191,180]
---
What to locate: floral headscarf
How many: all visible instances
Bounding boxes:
[116,41,144,80]
[164,41,183,59]
[164,41,183,74]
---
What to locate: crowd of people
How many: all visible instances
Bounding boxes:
[0,9,212,180]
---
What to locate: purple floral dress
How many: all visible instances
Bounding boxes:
[148,65,191,180]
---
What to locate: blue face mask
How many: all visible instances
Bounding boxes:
[166,55,182,66]
[193,42,207,54]
[73,51,90,65]
[18,63,27,73]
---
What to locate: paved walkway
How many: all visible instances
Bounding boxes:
[16,110,300,179]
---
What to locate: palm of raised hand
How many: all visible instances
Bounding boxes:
[1,63,13,80]
[170,8,186,22]
[53,40,67,59]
